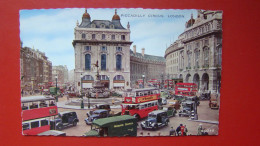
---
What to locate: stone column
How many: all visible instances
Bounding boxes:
[208,70,217,93]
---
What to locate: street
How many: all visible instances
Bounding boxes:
[57,95,219,137]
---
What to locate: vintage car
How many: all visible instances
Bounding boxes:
[87,104,111,117]
[168,100,181,110]
[84,115,137,137]
[85,109,110,125]
[185,96,200,106]
[209,95,219,109]
[160,90,171,99]
[178,101,195,117]
[161,97,167,105]
[161,105,176,117]
[50,111,79,130]
[200,92,211,100]
[140,110,169,130]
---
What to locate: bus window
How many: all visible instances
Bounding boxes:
[144,104,147,108]
[49,100,55,106]
[29,102,38,109]
[40,119,48,126]
[22,123,30,130]
[148,103,152,107]
[22,103,28,110]
[39,101,47,108]
[31,121,39,128]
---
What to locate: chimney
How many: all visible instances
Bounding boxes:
[133,45,136,54]
[142,48,145,57]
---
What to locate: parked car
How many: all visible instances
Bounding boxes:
[161,97,167,105]
[140,110,169,130]
[178,101,195,117]
[160,90,171,99]
[209,94,219,109]
[50,111,79,130]
[87,104,111,117]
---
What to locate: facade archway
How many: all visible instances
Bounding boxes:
[185,74,191,83]
[202,73,209,91]
[82,75,94,89]
[193,73,200,89]
[113,75,125,90]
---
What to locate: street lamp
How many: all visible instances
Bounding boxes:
[80,74,84,109]
[55,75,58,102]
[142,74,145,88]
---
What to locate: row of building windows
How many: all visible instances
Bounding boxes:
[84,46,123,52]
[85,54,122,71]
[82,34,126,41]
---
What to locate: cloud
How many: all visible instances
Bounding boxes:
[20,8,197,70]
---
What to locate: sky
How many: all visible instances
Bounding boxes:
[20,8,197,70]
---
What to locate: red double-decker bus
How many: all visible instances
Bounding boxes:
[121,88,160,119]
[21,96,58,135]
[175,83,198,98]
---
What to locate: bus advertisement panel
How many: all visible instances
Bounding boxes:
[123,88,160,104]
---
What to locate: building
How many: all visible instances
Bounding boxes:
[73,9,132,91]
[164,10,222,93]
[20,45,52,94]
[52,65,69,86]
[130,45,166,88]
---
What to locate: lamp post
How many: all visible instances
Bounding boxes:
[142,74,145,88]
[87,92,90,109]
[80,74,84,109]
[55,75,58,102]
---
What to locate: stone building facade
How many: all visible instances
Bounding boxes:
[73,9,132,91]
[130,45,166,87]
[165,10,222,93]
[52,65,69,86]
[20,45,52,94]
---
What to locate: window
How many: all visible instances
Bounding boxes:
[217,47,222,65]
[31,121,39,128]
[82,34,86,39]
[85,46,91,51]
[102,34,105,40]
[111,35,115,40]
[203,48,209,67]
[110,25,114,29]
[92,34,96,39]
[22,123,30,130]
[116,55,122,70]
[195,49,200,67]
[85,54,91,70]
[116,47,122,52]
[100,46,107,51]
[101,54,106,71]
[187,51,192,68]
[121,35,125,40]
[40,119,48,126]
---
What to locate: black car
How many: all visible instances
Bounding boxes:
[85,109,110,125]
[141,110,169,130]
[50,111,79,130]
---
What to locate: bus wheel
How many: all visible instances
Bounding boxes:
[134,114,140,120]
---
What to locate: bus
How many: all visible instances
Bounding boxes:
[21,96,58,135]
[174,83,198,101]
[121,88,160,119]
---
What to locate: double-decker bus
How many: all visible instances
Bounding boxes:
[121,88,160,119]
[174,83,198,100]
[21,96,58,135]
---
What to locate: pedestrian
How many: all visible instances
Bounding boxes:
[21,89,24,97]
[184,125,188,136]
[180,124,185,136]
[169,127,176,136]
[176,124,182,136]
[197,124,203,135]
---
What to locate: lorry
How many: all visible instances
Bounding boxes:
[84,115,137,137]
[140,110,170,130]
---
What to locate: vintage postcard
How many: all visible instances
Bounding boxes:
[20,8,222,137]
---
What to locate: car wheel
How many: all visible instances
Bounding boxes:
[56,124,63,130]
[134,114,140,120]
[73,121,77,126]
